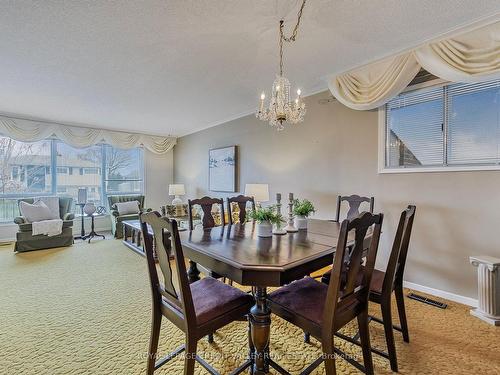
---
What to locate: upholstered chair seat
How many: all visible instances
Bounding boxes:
[269,277,362,329]
[166,277,254,326]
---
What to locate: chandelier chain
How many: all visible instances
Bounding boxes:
[278,0,307,76]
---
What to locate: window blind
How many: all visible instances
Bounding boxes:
[386,86,444,167]
[384,78,500,170]
[446,80,500,165]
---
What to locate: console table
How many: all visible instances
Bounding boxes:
[122,220,176,260]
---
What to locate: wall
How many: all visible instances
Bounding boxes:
[144,148,174,211]
[173,90,500,303]
[0,149,173,242]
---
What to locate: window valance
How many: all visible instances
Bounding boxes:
[0,115,176,154]
[329,20,500,110]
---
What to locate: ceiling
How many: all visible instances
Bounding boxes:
[0,1,499,137]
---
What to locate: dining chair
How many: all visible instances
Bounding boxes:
[187,196,225,281]
[187,196,228,342]
[188,196,225,230]
[326,205,416,372]
[335,194,374,222]
[226,195,256,225]
[268,212,384,375]
[140,211,254,375]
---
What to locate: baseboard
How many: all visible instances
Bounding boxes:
[403,281,477,308]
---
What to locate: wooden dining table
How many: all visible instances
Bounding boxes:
[178,218,361,375]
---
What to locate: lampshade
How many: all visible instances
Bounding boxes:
[168,184,185,196]
[245,184,269,202]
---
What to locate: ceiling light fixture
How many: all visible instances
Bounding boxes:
[256,0,307,131]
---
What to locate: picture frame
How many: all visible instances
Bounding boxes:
[209,146,237,192]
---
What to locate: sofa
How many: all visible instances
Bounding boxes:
[108,195,148,238]
[13,197,75,252]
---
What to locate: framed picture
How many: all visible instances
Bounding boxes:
[209,146,237,192]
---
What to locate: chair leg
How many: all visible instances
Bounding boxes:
[322,336,337,375]
[184,336,197,375]
[147,309,162,375]
[394,286,410,343]
[357,310,374,375]
[381,302,398,372]
[207,333,214,343]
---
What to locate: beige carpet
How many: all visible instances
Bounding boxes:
[1,239,499,375]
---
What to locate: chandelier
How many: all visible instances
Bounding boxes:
[256,0,307,131]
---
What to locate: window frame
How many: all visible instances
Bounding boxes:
[378,78,500,174]
[0,138,144,222]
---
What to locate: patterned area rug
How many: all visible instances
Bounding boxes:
[1,239,499,374]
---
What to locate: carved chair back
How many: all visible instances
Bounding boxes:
[140,211,196,330]
[323,211,383,335]
[383,205,416,294]
[226,195,256,225]
[188,196,225,230]
[335,194,375,222]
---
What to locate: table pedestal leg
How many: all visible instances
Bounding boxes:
[187,260,200,283]
[250,286,271,374]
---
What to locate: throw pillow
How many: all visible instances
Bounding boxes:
[115,200,140,215]
[19,201,56,223]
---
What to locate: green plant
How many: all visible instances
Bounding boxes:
[293,199,315,217]
[249,206,284,225]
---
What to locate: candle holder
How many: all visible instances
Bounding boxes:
[273,193,287,235]
[284,192,298,233]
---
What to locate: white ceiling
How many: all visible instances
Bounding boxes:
[0,1,499,137]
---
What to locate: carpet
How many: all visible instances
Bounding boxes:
[0,239,499,374]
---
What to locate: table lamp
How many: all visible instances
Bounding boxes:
[169,184,186,205]
[245,184,269,207]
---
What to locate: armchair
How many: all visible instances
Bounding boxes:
[108,195,149,238]
[14,197,74,252]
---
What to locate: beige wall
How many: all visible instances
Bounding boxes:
[144,149,174,211]
[173,90,500,301]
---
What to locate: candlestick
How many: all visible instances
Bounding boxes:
[273,193,287,235]
[284,192,298,233]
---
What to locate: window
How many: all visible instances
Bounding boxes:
[382,79,500,172]
[83,167,100,175]
[56,143,103,209]
[0,138,144,221]
[0,138,52,195]
[0,138,52,221]
[56,167,68,174]
[104,146,143,195]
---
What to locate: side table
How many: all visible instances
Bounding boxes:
[83,213,106,243]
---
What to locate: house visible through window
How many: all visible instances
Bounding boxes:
[383,79,500,171]
[0,138,144,221]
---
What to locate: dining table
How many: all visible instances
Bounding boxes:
[178,218,364,375]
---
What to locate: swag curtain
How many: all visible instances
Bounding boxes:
[329,20,500,110]
[0,115,176,154]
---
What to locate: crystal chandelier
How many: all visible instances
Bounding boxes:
[256,0,307,131]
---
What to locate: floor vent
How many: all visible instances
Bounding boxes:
[408,292,447,309]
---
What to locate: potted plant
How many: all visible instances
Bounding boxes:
[249,206,284,237]
[293,199,316,230]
